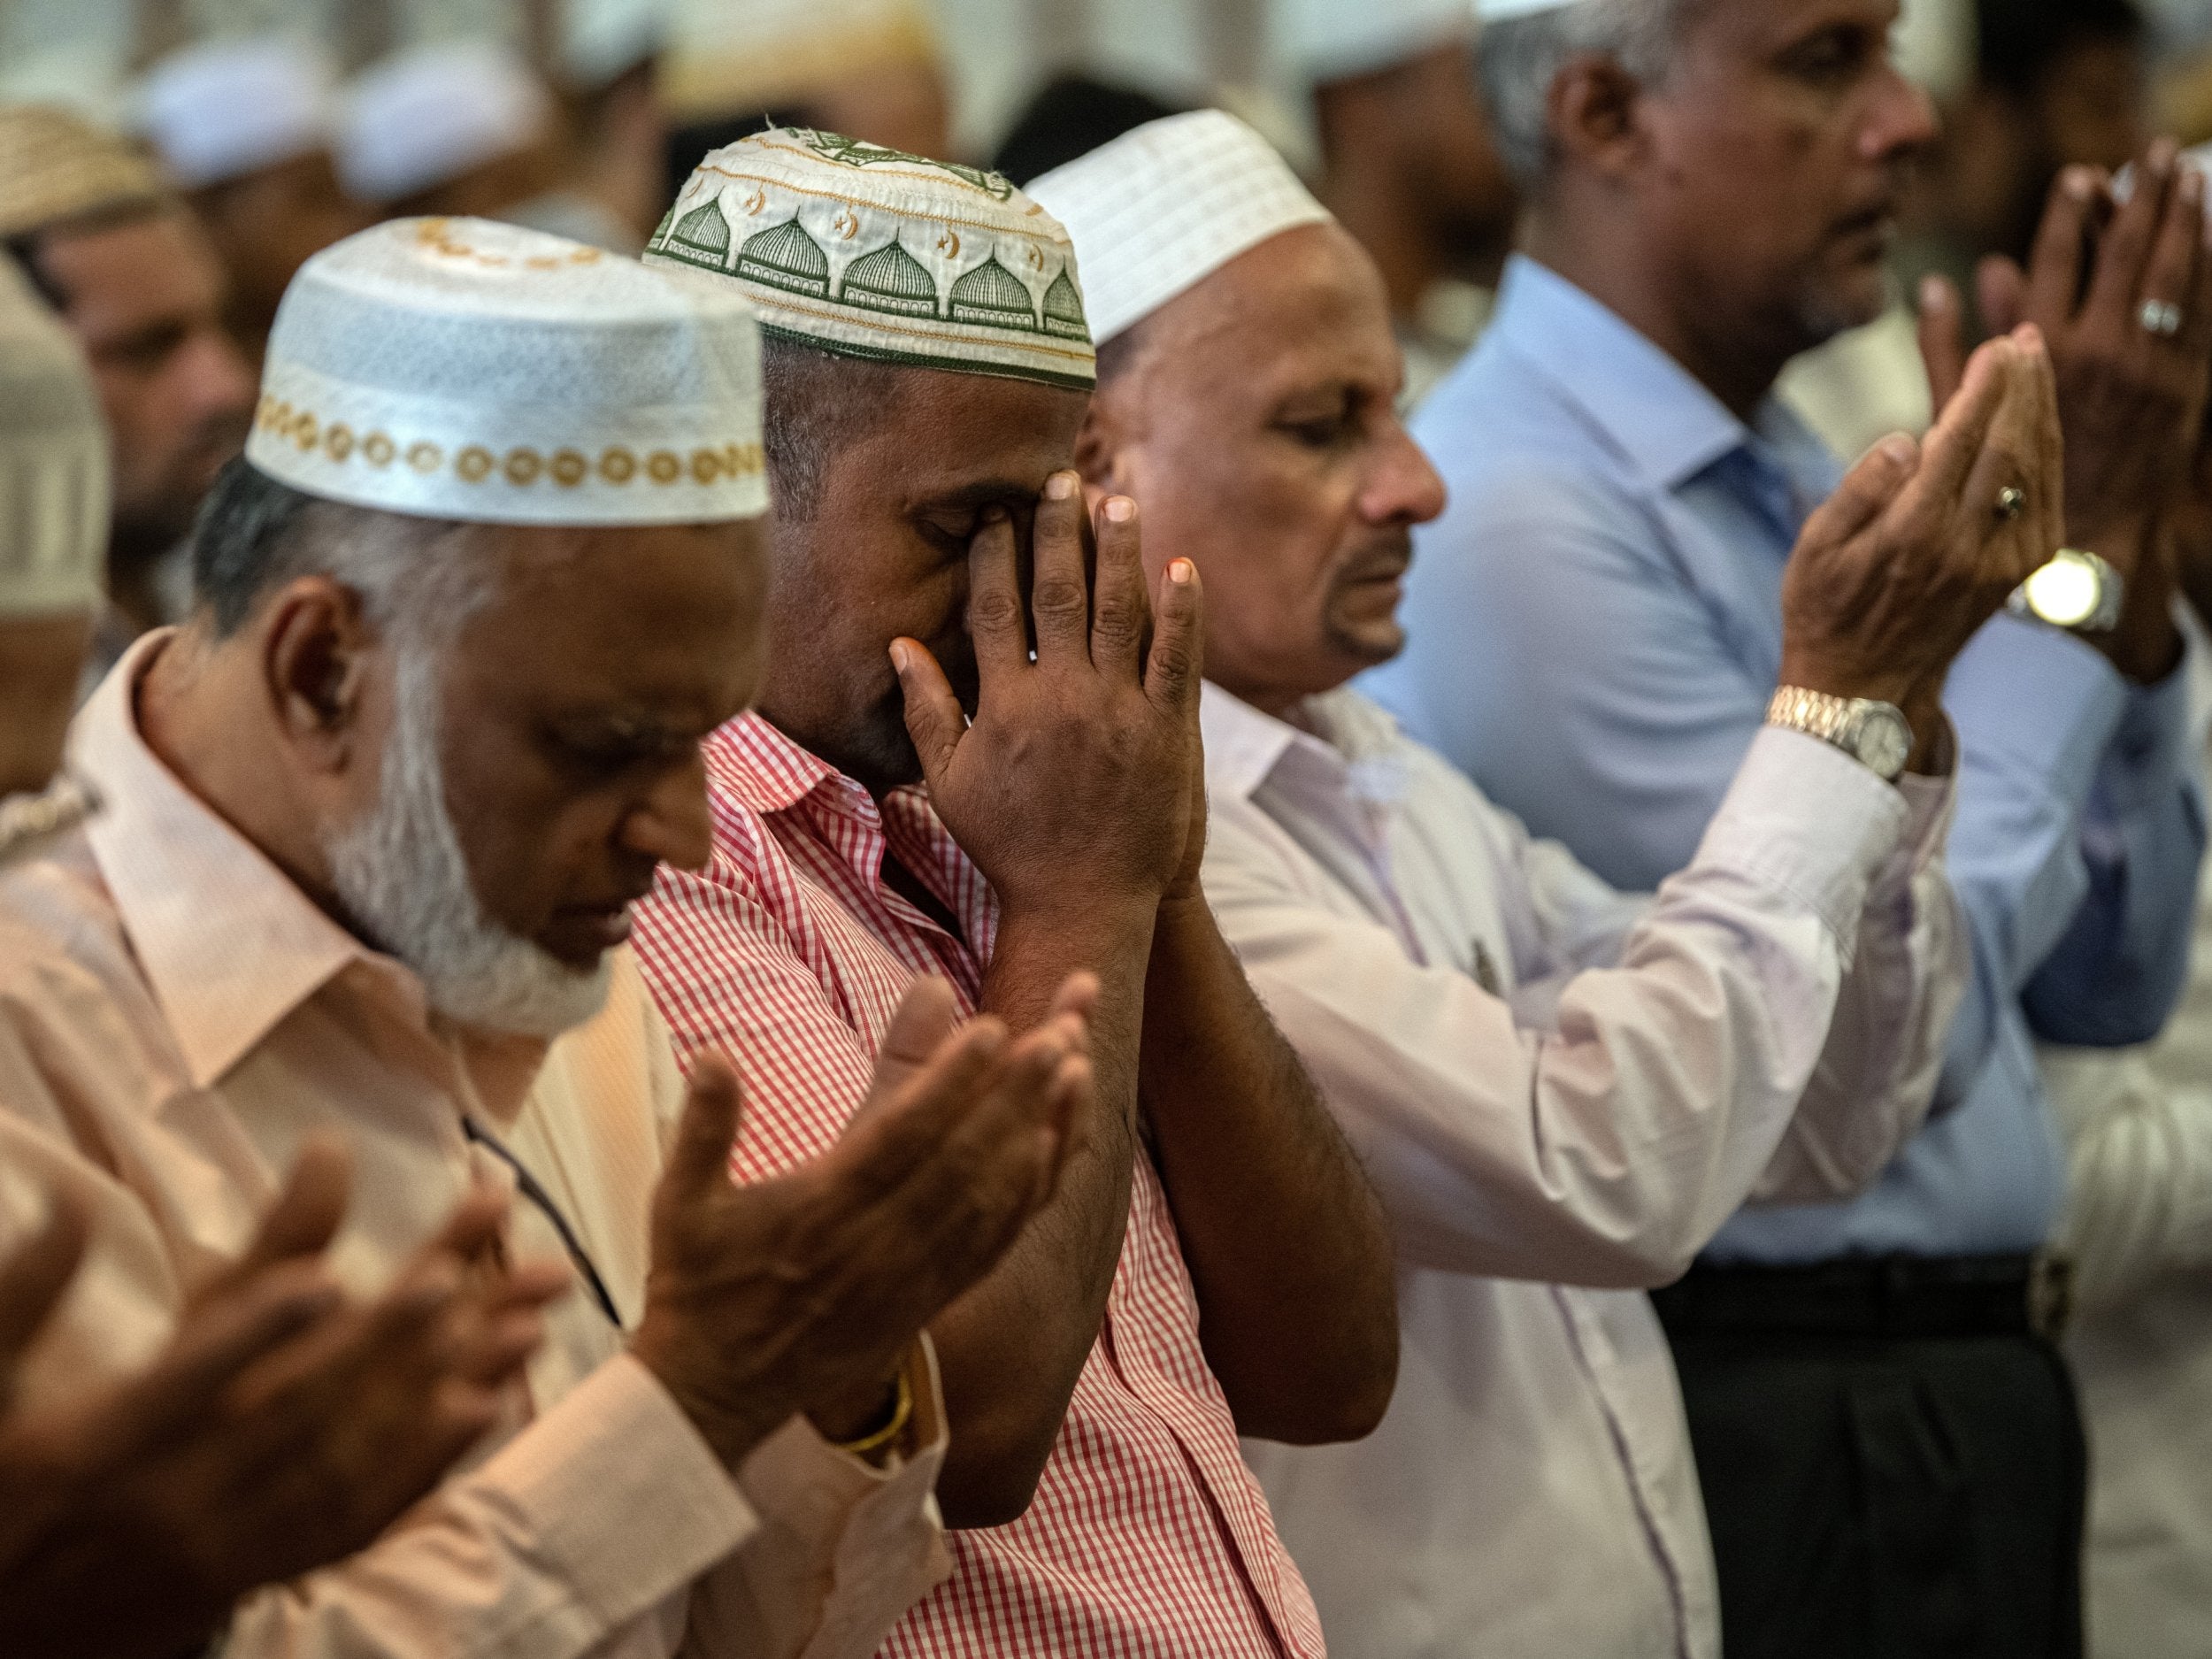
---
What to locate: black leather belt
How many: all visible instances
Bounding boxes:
[1651,1253,2075,1342]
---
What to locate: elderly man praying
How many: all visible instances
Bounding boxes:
[0,215,1094,1659]
[1032,108,2062,1659]
[634,128,1401,1659]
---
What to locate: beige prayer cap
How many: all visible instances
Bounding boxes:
[649,128,1095,390]
[662,0,939,124]
[0,257,108,618]
[0,104,165,242]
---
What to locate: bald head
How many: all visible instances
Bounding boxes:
[1079,222,1445,714]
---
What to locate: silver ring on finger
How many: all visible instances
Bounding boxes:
[1995,485,2028,523]
[2141,298,2186,338]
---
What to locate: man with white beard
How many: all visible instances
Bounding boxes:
[0,215,1095,1658]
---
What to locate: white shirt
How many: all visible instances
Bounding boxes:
[0,635,951,1659]
[1206,683,1962,1659]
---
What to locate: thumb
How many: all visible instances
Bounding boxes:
[664,1053,746,1203]
[1916,273,1968,412]
[1978,254,2028,340]
[1799,434,1921,558]
[872,977,962,1095]
[889,639,968,789]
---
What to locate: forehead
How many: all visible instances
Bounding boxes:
[852,367,1091,499]
[1143,224,1399,397]
[456,518,769,702]
[1692,0,1902,58]
[41,209,223,315]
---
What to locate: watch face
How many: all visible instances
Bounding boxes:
[1857,708,1913,779]
[2022,552,2105,628]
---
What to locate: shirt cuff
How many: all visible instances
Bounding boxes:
[2094,640,2196,819]
[485,1351,761,1631]
[1692,725,1910,944]
[1877,742,1959,893]
[1944,613,2128,806]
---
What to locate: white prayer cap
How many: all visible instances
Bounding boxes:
[1282,0,1474,83]
[563,0,667,88]
[136,37,336,191]
[1027,111,1331,346]
[662,0,938,123]
[337,42,554,205]
[0,257,108,617]
[248,217,767,526]
[649,129,1095,391]
[1472,0,1579,20]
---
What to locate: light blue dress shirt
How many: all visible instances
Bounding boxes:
[1364,255,2206,1262]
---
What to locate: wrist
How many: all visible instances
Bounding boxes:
[1775,650,1916,711]
[631,1318,784,1471]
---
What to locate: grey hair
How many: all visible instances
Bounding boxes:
[1479,0,1695,190]
[189,458,496,649]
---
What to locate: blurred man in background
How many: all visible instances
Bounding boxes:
[135,35,368,365]
[1282,0,1520,403]
[0,104,254,667]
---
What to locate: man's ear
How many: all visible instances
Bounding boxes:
[258,576,376,774]
[1548,52,1649,184]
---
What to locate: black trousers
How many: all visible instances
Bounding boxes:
[1658,1304,2087,1659]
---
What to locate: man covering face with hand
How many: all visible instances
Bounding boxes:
[1034,108,2058,1659]
[636,128,1401,1659]
[0,216,1093,1659]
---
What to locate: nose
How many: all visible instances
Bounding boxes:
[1862,65,1939,165]
[619,752,715,873]
[1363,419,1448,528]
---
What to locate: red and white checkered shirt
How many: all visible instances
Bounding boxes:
[633,712,1325,1659]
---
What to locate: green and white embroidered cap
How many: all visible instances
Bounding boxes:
[247,217,768,526]
[1026,111,1331,345]
[0,256,107,617]
[647,128,1096,391]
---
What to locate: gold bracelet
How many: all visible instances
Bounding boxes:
[834,1367,914,1459]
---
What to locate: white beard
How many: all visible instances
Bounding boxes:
[326,654,612,1039]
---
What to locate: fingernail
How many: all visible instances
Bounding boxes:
[1168,557,1194,584]
[1878,434,1918,467]
[888,640,912,672]
[2065,166,2096,201]
[1104,496,1135,523]
[2185,168,2205,207]
[979,504,1008,525]
[1045,472,1076,501]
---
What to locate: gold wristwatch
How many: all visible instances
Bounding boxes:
[1766,687,1913,782]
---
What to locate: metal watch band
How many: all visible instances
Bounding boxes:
[1766,686,1854,747]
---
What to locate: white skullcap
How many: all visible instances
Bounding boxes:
[649,128,1094,390]
[0,257,108,617]
[136,37,335,190]
[1281,0,1473,83]
[663,0,937,122]
[1472,0,1578,19]
[248,217,767,526]
[1026,111,1331,346]
[338,42,554,204]
[562,0,666,88]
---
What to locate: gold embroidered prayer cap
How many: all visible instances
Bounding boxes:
[247,217,768,526]
[661,0,939,125]
[1027,111,1331,346]
[0,104,165,242]
[0,256,109,618]
[647,128,1096,392]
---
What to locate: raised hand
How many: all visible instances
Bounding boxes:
[888,471,1203,919]
[630,974,1092,1468]
[0,1141,568,1659]
[1784,328,2063,764]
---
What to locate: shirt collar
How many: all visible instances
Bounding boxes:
[703,711,851,817]
[1488,255,1769,493]
[1200,682,1409,800]
[72,632,375,1089]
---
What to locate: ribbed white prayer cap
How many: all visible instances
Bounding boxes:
[562,0,666,88]
[338,42,554,204]
[0,257,108,617]
[1026,111,1331,345]
[1283,0,1474,83]
[248,217,767,526]
[137,37,335,190]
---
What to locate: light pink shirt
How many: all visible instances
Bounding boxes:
[0,634,951,1659]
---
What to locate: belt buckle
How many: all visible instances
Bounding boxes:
[2028,1253,2076,1341]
